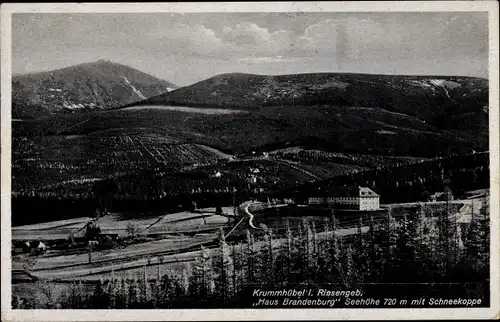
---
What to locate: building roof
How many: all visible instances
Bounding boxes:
[313,186,379,198]
[359,187,379,197]
[12,241,29,248]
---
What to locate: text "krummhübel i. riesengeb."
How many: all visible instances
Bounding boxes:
[252,288,364,298]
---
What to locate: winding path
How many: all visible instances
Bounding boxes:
[239,201,262,229]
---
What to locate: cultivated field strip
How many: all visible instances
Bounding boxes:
[32,235,210,271]
[12,217,94,241]
[32,236,215,280]
[146,214,229,235]
[33,223,373,281]
[13,217,92,231]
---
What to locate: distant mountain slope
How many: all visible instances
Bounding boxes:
[12,60,176,119]
[13,104,488,158]
[132,72,488,130]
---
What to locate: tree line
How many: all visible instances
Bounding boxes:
[289,152,489,204]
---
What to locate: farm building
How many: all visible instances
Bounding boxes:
[12,240,48,255]
[247,175,258,184]
[36,241,47,253]
[308,186,380,211]
[249,167,260,174]
[12,241,31,254]
[209,171,222,179]
[88,240,99,246]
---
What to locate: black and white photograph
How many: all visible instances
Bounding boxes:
[1,2,499,320]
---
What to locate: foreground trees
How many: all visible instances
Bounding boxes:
[16,199,490,309]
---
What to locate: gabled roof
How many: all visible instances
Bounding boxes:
[313,186,379,198]
[359,187,379,197]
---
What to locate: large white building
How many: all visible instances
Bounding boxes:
[308,186,380,211]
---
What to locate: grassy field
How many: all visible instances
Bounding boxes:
[13,206,235,239]
[30,235,209,271]
[12,217,93,241]
[146,212,230,235]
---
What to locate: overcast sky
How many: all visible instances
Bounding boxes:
[12,12,488,86]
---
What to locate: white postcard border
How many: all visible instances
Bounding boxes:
[1,1,499,321]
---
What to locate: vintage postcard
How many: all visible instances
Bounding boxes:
[1,1,499,321]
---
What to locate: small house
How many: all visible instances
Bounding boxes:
[36,241,47,253]
[210,171,222,179]
[253,187,264,194]
[88,240,99,246]
[12,241,31,254]
[247,175,258,184]
[249,168,260,174]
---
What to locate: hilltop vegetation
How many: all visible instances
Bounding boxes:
[12,60,176,119]
[133,72,488,132]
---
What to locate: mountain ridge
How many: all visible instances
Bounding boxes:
[129,72,488,131]
[12,60,177,119]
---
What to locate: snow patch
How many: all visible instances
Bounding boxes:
[122,76,147,99]
[429,79,461,90]
[429,79,446,87]
[408,80,432,88]
[166,87,176,92]
[376,130,397,135]
[123,105,245,115]
[428,79,461,102]
[63,102,85,109]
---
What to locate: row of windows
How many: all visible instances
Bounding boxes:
[309,199,380,209]
[360,199,380,210]
[309,197,379,202]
